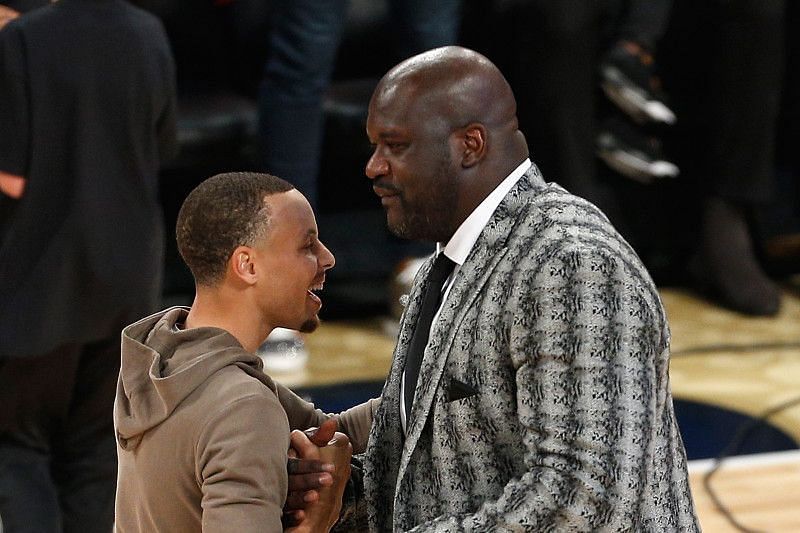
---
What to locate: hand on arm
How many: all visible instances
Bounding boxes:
[283,419,337,525]
[0,5,18,30]
[285,420,352,532]
[0,171,25,199]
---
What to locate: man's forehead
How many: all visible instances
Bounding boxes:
[370,78,438,121]
[263,190,310,221]
[367,93,407,133]
[370,90,405,124]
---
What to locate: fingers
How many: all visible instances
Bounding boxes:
[284,421,346,528]
[287,470,333,492]
[290,429,321,461]
[0,173,26,200]
[287,457,334,475]
[326,431,351,448]
[281,509,304,529]
[284,460,333,517]
[0,6,18,31]
[305,418,338,447]
[318,434,352,469]
[284,488,319,512]
[290,419,340,462]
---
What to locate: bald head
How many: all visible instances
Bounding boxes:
[366,46,529,242]
[372,46,526,163]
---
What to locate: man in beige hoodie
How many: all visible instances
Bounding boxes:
[113,172,372,532]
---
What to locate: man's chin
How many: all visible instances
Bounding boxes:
[298,317,319,334]
[388,217,441,242]
[387,214,416,240]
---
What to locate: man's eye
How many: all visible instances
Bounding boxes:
[387,142,408,152]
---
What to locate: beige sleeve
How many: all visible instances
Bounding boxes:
[197,393,289,533]
[273,381,380,454]
[335,399,380,454]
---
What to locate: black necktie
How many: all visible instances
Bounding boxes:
[404,253,456,418]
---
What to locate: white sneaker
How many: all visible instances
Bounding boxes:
[257,327,309,373]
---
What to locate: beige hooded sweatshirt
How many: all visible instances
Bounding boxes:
[114,307,331,532]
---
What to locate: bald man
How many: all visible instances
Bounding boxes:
[320,46,698,531]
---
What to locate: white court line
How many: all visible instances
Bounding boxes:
[688,448,800,474]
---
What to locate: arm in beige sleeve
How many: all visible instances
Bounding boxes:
[274,381,379,454]
[198,394,289,533]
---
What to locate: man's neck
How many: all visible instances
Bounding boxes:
[185,289,271,353]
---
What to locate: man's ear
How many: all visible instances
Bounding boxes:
[230,245,257,285]
[459,123,487,168]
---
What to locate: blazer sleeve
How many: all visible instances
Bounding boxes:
[413,242,672,531]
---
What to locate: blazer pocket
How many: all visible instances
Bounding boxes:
[446,378,479,402]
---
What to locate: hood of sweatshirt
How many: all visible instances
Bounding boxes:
[114,307,275,450]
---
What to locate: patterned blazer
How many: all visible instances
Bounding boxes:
[358,165,699,532]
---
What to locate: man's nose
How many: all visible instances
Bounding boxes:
[319,241,335,270]
[365,151,388,180]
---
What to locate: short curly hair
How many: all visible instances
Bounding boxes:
[176,172,294,286]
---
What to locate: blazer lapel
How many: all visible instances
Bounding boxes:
[397,246,509,476]
[375,166,548,517]
[396,166,547,492]
[364,255,433,528]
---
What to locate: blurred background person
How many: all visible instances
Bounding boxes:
[258,0,462,212]
[659,0,787,316]
[476,0,789,316]
[480,0,676,233]
[256,0,462,355]
[0,0,176,531]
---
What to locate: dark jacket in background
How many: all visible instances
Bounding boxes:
[0,0,177,357]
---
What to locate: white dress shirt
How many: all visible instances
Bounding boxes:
[400,158,532,432]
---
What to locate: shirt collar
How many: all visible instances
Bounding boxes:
[438,158,531,264]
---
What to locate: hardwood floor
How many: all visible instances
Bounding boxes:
[689,450,800,532]
[665,283,800,444]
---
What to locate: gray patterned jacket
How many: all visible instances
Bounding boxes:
[355,165,699,532]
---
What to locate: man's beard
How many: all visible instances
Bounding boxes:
[388,154,458,242]
[388,197,452,241]
[298,316,319,333]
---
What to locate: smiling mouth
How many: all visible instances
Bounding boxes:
[307,281,324,305]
